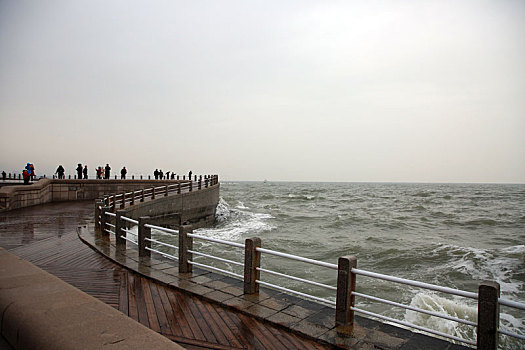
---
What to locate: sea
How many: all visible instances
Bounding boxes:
[152,181,525,348]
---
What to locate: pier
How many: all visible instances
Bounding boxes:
[1,178,522,349]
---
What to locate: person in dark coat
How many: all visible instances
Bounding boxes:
[158,169,163,180]
[55,165,65,179]
[104,164,111,179]
[83,165,88,179]
[154,169,159,180]
[76,164,83,179]
[121,167,127,179]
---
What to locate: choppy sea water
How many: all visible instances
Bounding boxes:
[153,181,525,348]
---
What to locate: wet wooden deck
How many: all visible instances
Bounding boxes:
[0,202,331,349]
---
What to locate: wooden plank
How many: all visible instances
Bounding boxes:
[239,313,278,350]
[203,302,244,348]
[194,300,230,346]
[166,289,201,340]
[184,294,219,344]
[215,307,251,347]
[164,334,245,350]
[118,271,129,315]
[148,282,172,335]
[141,277,160,331]
[157,285,184,337]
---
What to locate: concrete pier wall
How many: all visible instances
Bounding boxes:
[0,179,188,212]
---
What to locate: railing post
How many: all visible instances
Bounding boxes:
[152,187,155,200]
[178,182,181,194]
[198,177,202,190]
[244,237,261,294]
[109,195,117,213]
[141,189,145,202]
[205,177,209,188]
[115,210,126,250]
[131,191,135,205]
[178,225,193,273]
[189,181,193,192]
[120,193,126,209]
[336,255,357,327]
[100,207,110,236]
[94,200,103,232]
[165,185,168,197]
[138,217,151,258]
[477,281,500,350]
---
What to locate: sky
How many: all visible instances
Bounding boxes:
[1,0,524,183]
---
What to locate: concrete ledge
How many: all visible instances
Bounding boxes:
[0,248,184,349]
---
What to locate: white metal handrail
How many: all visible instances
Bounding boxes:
[188,233,245,248]
[189,250,243,267]
[352,291,477,327]
[145,246,178,260]
[121,216,138,224]
[499,298,525,310]
[105,212,116,217]
[144,224,179,235]
[498,329,525,341]
[120,235,138,245]
[352,307,477,346]
[256,247,338,270]
[256,280,336,306]
[106,223,116,228]
[121,228,137,236]
[352,268,478,300]
[257,267,336,291]
[188,260,243,279]
[145,237,179,250]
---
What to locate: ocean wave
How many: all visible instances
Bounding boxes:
[405,292,477,342]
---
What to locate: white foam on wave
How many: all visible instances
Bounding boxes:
[405,292,477,342]
[197,197,274,241]
[431,243,525,294]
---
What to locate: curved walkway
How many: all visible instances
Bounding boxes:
[0,202,330,349]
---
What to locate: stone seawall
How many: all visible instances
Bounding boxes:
[0,179,190,212]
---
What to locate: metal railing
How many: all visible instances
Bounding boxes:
[95,201,524,350]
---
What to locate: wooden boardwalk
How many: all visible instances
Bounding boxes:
[0,202,331,349]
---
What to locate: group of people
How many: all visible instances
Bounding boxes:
[55,163,118,179]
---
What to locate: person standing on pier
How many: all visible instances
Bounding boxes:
[83,165,88,179]
[96,166,103,179]
[29,164,35,181]
[159,169,163,180]
[76,164,83,179]
[188,170,192,181]
[1,171,6,181]
[154,169,159,180]
[104,164,111,179]
[55,165,65,179]
[121,166,127,179]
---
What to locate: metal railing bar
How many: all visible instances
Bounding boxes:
[498,329,525,341]
[106,223,116,228]
[188,260,243,279]
[121,216,139,224]
[256,280,336,306]
[120,235,138,245]
[352,291,477,327]
[145,238,179,250]
[120,228,137,236]
[351,307,477,346]
[256,247,338,270]
[188,250,244,267]
[104,229,114,235]
[352,268,478,300]
[105,212,116,217]
[144,224,179,235]
[499,298,525,310]
[257,267,337,291]
[188,233,245,248]
[145,247,178,260]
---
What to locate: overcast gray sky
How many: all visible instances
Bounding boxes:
[1,0,524,183]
